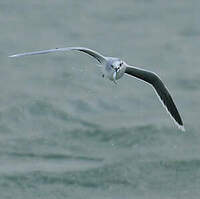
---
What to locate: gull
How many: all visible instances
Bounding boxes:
[9,47,185,131]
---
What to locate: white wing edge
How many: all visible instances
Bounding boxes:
[8,47,107,63]
[152,85,185,132]
[9,47,72,58]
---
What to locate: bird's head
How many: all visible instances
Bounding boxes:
[107,58,126,82]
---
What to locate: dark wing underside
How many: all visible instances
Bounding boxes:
[125,65,184,130]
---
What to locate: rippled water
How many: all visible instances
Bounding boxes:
[1,0,200,198]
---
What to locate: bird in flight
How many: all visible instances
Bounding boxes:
[9,47,185,131]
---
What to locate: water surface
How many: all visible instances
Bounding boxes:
[1,0,200,198]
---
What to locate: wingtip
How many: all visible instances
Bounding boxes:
[178,125,185,132]
[9,55,17,58]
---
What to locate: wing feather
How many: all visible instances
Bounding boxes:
[125,65,184,131]
[9,47,106,64]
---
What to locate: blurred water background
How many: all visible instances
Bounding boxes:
[1,0,200,198]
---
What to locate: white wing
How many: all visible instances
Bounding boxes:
[9,47,107,64]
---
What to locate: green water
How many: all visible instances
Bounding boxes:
[1,0,200,198]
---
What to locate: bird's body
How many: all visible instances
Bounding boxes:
[9,47,185,131]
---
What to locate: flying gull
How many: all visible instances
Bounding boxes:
[9,47,185,131]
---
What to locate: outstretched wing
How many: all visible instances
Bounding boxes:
[125,65,184,131]
[9,47,107,64]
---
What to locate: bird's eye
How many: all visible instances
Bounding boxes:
[119,62,123,67]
